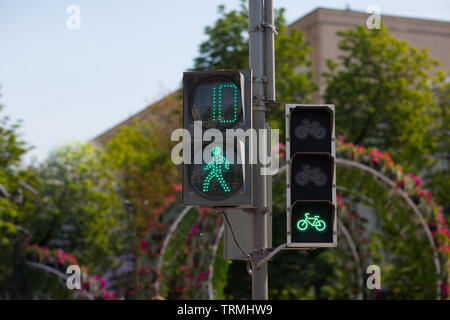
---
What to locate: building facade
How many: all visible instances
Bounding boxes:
[289,8,450,101]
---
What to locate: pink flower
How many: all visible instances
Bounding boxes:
[396,179,405,188]
[174,184,182,192]
[419,191,424,198]
[438,243,450,253]
[82,280,90,289]
[154,207,163,216]
[93,274,107,289]
[104,292,110,300]
[199,208,207,218]
[189,224,199,235]
[112,292,117,300]
[140,238,149,249]
[415,177,422,186]
[138,267,144,275]
[441,283,448,296]
[99,278,107,289]
[427,191,432,203]
[186,274,192,278]
[165,195,176,203]
[408,173,422,186]
[180,265,189,273]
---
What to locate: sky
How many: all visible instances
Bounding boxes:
[1,0,449,164]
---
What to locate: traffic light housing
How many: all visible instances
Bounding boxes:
[182,70,253,207]
[286,104,337,247]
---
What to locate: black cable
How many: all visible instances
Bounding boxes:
[222,211,256,264]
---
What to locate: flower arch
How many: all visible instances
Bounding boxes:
[137,138,449,299]
[25,244,117,299]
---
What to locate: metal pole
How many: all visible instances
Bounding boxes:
[249,0,268,300]
[265,0,275,101]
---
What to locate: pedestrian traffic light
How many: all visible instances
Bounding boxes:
[286,104,337,247]
[182,70,253,207]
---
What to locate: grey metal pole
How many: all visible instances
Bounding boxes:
[249,0,268,300]
[265,0,275,101]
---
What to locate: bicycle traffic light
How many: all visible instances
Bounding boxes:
[286,104,337,247]
[182,70,253,207]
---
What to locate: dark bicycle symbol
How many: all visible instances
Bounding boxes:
[295,165,326,186]
[294,119,326,140]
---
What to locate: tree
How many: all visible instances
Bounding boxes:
[426,82,450,214]
[192,1,316,132]
[104,118,180,237]
[28,142,124,274]
[193,3,248,71]
[0,90,31,289]
[0,91,44,298]
[323,25,444,170]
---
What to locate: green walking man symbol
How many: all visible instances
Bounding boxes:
[202,145,231,193]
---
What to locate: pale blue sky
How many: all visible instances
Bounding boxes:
[1,0,449,163]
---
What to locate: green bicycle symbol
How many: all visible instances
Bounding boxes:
[296,212,327,232]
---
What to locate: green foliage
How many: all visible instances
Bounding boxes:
[324,25,443,170]
[0,103,28,172]
[211,236,229,299]
[159,207,222,299]
[426,82,450,213]
[104,119,179,234]
[192,1,249,71]
[28,142,124,274]
[191,2,316,134]
[335,141,444,299]
[0,95,30,288]
[274,10,316,103]
[269,9,316,133]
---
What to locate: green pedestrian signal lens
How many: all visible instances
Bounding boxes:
[190,144,243,200]
[202,146,231,193]
[296,212,327,232]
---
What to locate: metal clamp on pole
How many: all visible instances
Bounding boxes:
[255,243,288,270]
[253,96,269,112]
[248,24,265,33]
[253,76,267,84]
[262,23,278,34]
